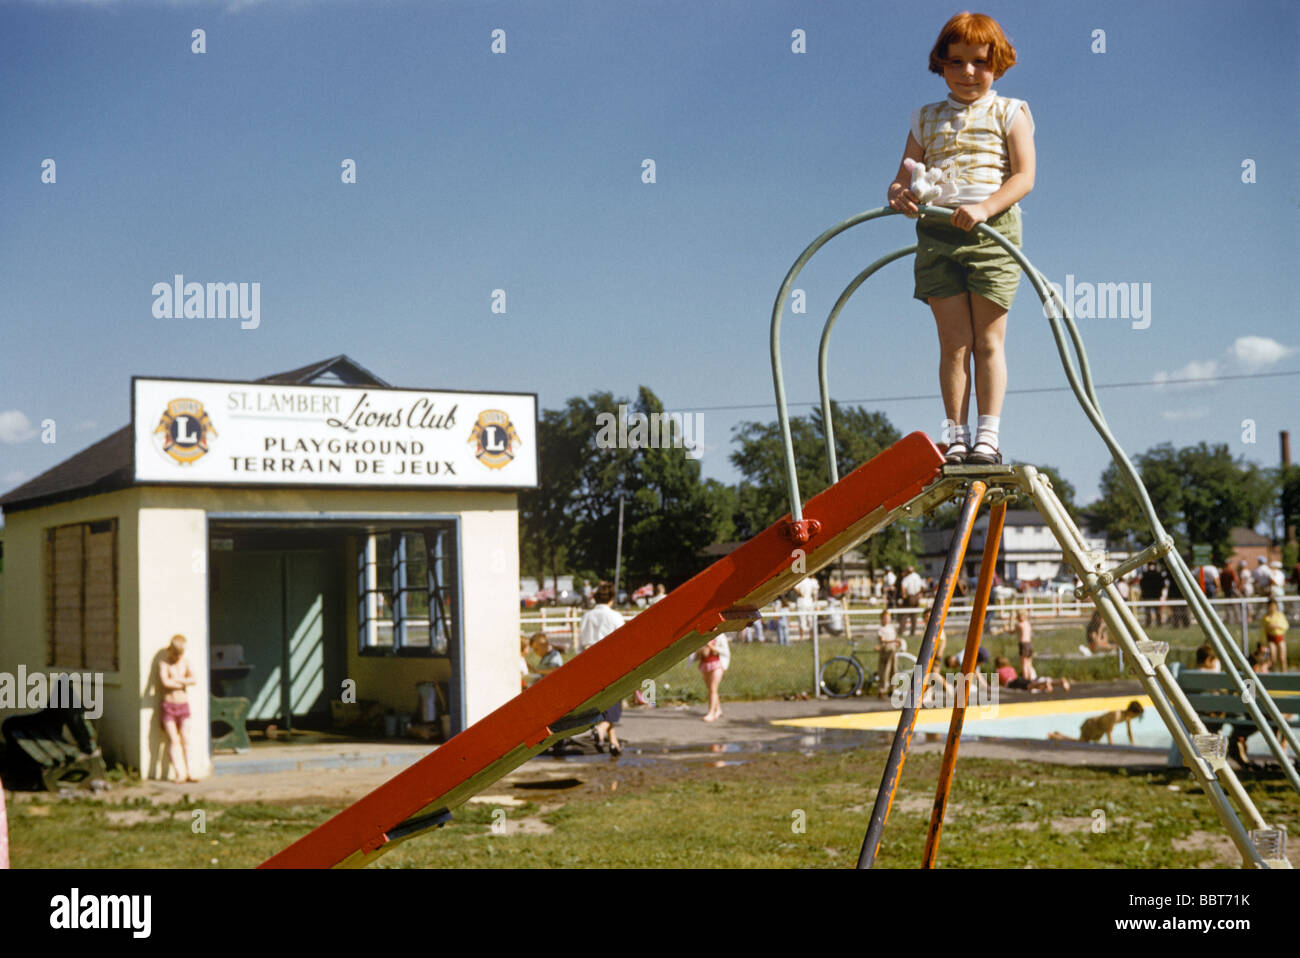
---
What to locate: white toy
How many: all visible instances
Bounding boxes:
[902,158,960,209]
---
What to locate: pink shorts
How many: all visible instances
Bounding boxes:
[698,656,723,675]
[161,700,191,726]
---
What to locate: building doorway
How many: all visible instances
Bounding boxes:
[208,530,347,731]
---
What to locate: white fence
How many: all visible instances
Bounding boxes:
[521,594,1299,657]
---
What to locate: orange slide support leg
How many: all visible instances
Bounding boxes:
[856,480,985,869]
[922,500,1006,868]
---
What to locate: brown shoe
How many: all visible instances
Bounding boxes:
[965,443,1002,465]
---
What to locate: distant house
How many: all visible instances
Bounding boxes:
[1226,526,1280,569]
[917,509,1122,585]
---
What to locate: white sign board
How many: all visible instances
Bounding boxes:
[133,377,537,489]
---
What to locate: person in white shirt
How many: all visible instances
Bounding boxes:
[795,576,819,638]
[899,566,925,635]
[577,581,626,755]
[1252,557,1275,596]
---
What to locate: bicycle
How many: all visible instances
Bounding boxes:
[819,634,917,698]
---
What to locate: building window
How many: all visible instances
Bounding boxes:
[357,525,456,657]
[46,518,119,670]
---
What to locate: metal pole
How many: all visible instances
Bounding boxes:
[613,493,625,599]
[924,499,1005,868]
[812,604,821,697]
[858,480,986,869]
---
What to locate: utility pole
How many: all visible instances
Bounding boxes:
[613,493,625,600]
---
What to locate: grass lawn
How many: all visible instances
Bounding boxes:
[8,748,1298,868]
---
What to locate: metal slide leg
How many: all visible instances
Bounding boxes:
[1022,467,1269,868]
[923,499,1007,868]
[857,481,986,869]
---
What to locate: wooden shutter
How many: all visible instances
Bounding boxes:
[84,519,119,671]
[46,519,119,670]
[49,525,85,667]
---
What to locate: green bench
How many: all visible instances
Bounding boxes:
[209,695,252,753]
[1167,664,1300,766]
[1,709,109,791]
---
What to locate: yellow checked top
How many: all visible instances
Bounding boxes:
[910,90,1033,208]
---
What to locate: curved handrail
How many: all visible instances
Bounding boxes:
[817,245,916,486]
[768,207,900,525]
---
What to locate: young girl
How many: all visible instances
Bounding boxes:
[696,633,730,722]
[887,12,1036,464]
[158,634,199,782]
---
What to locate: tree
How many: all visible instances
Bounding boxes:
[520,387,732,589]
[1089,443,1275,563]
[729,403,912,570]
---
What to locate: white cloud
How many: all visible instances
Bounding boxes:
[1161,407,1210,422]
[0,411,38,443]
[4,470,26,486]
[1153,359,1220,388]
[1154,336,1295,389]
[1230,336,1296,372]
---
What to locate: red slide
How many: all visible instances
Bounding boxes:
[262,432,944,867]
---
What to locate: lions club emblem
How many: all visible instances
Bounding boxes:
[153,398,217,464]
[468,410,520,470]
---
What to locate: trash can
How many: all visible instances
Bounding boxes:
[417,682,439,723]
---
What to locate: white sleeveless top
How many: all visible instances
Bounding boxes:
[910,90,1033,207]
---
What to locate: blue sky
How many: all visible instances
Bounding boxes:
[2,0,1297,522]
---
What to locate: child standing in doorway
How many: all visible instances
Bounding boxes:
[887,12,1036,464]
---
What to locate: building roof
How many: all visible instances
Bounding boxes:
[0,356,388,515]
[1229,526,1270,547]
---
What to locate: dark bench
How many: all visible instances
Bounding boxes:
[1167,663,1300,766]
[210,695,252,753]
[1,708,109,791]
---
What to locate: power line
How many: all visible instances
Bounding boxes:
[683,369,1300,414]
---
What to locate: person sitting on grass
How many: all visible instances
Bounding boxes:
[1048,701,1143,745]
[1192,642,1256,769]
[994,655,1067,693]
[527,632,564,686]
[945,652,991,698]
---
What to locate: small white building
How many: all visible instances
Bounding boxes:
[0,356,536,779]
[918,509,1121,585]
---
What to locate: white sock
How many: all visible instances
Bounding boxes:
[975,415,1000,450]
[941,419,961,445]
[955,423,971,446]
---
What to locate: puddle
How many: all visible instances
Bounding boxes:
[512,778,583,791]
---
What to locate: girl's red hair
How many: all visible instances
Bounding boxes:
[928,12,1017,77]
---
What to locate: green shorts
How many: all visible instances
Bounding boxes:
[913,205,1024,310]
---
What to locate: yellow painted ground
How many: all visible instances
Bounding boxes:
[771,695,1155,731]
